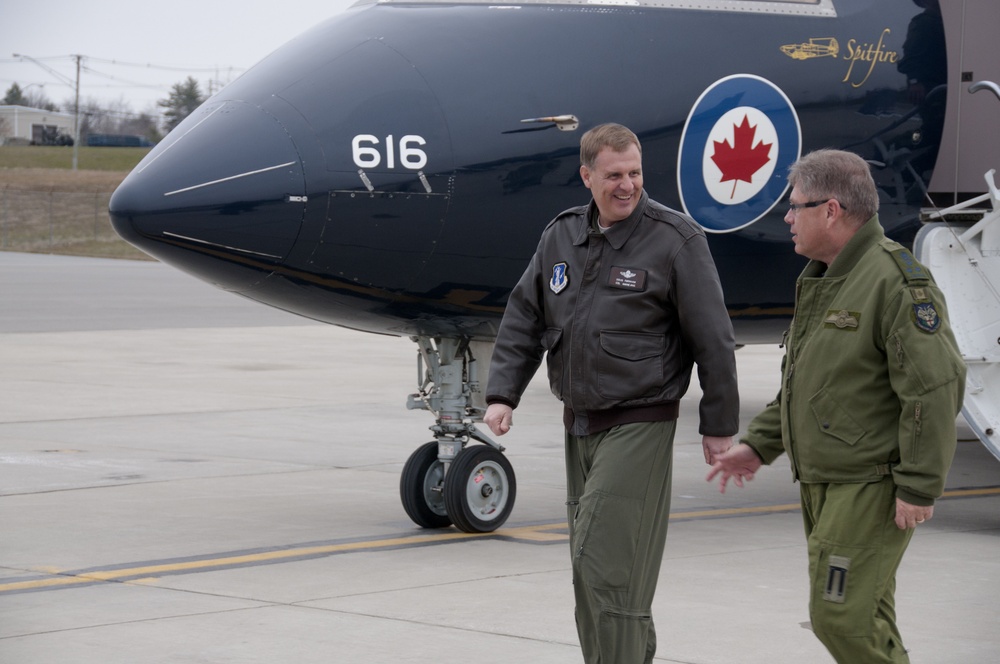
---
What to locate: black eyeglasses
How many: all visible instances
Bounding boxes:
[788,198,846,213]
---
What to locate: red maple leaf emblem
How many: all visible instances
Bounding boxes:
[710,115,773,199]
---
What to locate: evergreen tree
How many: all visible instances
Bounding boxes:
[158,77,205,133]
[3,83,27,105]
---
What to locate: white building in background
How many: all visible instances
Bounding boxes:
[0,105,75,145]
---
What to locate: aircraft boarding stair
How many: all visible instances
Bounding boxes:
[916,167,1000,461]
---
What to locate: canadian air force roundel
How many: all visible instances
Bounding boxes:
[678,74,801,233]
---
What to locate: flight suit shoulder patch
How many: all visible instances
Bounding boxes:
[909,287,941,333]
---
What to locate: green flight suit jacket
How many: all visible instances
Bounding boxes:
[744,216,966,506]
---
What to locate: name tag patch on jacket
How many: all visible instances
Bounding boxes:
[549,262,569,294]
[823,309,860,330]
[609,266,647,291]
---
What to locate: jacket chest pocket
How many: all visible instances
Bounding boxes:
[542,327,565,398]
[808,388,866,446]
[597,331,665,399]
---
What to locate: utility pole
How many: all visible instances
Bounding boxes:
[11,53,83,170]
[72,54,81,171]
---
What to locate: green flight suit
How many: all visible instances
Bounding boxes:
[743,216,966,663]
[565,420,676,664]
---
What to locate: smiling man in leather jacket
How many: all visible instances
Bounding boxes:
[484,123,740,664]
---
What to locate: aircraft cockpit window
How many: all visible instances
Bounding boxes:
[362,0,837,17]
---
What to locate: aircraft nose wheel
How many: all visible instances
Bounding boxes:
[400,441,453,529]
[444,445,516,533]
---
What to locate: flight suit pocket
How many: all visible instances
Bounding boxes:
[572,490,643,590]
[889,331,963,395]
[598,605,653,662]
[810,543,878,637]
[597,331,665,399]
[542,327,564,398]
[809,388,865,446]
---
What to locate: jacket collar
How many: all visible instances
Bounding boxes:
[802,214,884,279]
[574,190,649,248]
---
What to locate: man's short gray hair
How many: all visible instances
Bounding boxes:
[788,149,878,224]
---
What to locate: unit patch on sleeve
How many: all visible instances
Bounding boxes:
[608,266,647,291]
[910,287,940,333]
[549,262,569,294]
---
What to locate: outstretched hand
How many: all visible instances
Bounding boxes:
[706,443,762,494]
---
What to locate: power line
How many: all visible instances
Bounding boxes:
[82,64,178,91]
[6,54,244,96]
[5,53,236,131]
[87,56,245,74]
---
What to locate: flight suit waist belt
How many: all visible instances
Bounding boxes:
[563,401,680,434]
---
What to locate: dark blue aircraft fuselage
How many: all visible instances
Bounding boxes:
[110,0,938,345]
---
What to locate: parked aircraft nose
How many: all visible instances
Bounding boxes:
[110,100,306,289]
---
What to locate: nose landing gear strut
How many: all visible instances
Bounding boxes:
[400,336,516,533]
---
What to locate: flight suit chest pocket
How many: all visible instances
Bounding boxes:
[598,331,665,399]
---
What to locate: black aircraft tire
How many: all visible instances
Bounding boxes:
[400,441,452,529]
[443,445,516,533]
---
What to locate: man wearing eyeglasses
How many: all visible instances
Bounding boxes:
[708,149,965,663]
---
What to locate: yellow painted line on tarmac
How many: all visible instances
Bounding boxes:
[941,486,1000,499]
[4,486,998,596]
[0,530,485,594]
[494,522,567,542]
[671,503,801,520]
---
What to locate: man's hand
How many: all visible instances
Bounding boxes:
[706,443,762,494]
[484,403,513,436]
[702,435,734,464]
[894,498,934,530]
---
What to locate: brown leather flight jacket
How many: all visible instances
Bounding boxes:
[486,191,740,437]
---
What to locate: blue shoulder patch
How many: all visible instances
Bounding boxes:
[912,301,940,333]
[909,286,940,333]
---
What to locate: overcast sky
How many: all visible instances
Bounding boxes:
[0,0,359,115]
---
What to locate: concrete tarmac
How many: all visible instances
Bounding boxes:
[2,252,998,663]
